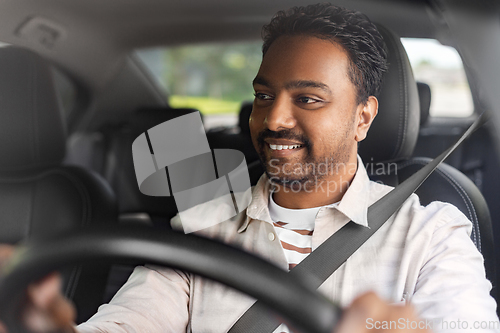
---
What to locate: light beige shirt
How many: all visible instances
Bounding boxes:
[78,157,498,333]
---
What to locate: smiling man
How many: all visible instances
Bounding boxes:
[0,3,497,333]
[76,4,496,333]
[250,33,377,209]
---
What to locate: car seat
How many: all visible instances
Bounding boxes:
[89,107,206,302]
[417,81,431,126]
[206,101,259,165]
[105,107,202,225]
[67,106,202,227]
[0,46,118,323]
[362,25,494,286]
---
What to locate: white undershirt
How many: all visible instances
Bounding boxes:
[269,193,319,270]
[269,192,338,333]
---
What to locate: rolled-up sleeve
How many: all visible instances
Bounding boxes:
[77,265,190,333]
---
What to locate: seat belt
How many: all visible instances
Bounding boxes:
[228,113,486,333]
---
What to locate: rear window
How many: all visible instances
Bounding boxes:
[136,42,263,129]
[136,38,474,130]
[401,38,474,118]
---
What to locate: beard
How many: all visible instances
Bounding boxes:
[256,128,352,191]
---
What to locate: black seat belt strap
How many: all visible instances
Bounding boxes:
[228,113,485,333]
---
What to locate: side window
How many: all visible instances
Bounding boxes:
[136,42,263,129]
[401,38,474,118]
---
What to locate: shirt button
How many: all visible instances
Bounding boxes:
[268,232,276,241]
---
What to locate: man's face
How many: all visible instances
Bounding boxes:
[250,35,371,190]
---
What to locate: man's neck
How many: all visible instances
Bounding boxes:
[272,164,357,209]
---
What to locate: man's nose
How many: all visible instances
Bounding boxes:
[264,95,296,132]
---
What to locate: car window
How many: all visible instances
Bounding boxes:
[401,38,474,118]
[136,42,262,129]
[137,38,474,128]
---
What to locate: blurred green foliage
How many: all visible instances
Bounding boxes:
[161,41,263,114]
[169,95,241,114]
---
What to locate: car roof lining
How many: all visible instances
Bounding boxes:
[0,0,452,132]
[0,0,435,89]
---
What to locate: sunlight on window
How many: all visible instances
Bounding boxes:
[401,38,474,117]
[136,42,262,115]
[136,38,473,129]
[136,42,264,129]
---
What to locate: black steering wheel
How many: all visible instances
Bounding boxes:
[0,226,341,333]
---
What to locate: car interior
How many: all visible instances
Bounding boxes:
[0,0,499,329]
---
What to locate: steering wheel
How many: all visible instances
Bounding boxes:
[0,225,341,333]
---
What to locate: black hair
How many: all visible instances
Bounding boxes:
[262,3,387,104]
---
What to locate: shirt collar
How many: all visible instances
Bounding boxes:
[335,155,370,228]
[240,155,371,233]
[240,174,273,232]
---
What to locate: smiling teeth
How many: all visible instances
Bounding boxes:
[269,144,302,150]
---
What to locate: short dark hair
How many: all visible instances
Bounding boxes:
[262,3,387,104]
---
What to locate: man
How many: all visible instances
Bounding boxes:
[0,3,497,333]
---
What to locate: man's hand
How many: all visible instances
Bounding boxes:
[0,245,76,333]
[336,292,432,333]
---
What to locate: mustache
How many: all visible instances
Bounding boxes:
[256,129,311,148]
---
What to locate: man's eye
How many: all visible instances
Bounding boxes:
[297,96,320,104]
[254,92,273,100]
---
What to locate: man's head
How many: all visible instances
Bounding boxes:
[262,3,387,105]
[249,3,387,200]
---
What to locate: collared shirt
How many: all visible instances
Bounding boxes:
[78,156,499,333]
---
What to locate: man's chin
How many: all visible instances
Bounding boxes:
[266,173,311,188]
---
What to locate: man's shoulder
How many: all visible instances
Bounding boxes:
[398,193,473,239]
[367,178,472,232]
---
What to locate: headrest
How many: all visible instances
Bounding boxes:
[0,47,66,171]
[358,25,420,163]
[238,101,252,136]
[417,81,431,125]
[115,107,201,217]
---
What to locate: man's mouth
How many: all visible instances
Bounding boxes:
[264,140,306,157]
[268,143,303,150]
[257,129,310,158]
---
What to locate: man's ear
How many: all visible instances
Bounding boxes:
[354,96,378,142]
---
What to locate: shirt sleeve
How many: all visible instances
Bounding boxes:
[76,265,190,333]
[411,203,499,332]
